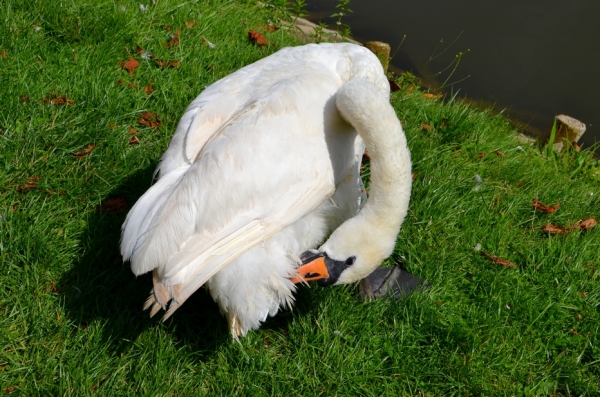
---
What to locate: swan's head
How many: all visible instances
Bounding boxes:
[291,213,400,286]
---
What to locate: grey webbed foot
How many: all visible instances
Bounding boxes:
[357,267,429,300]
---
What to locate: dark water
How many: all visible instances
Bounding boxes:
[307,1,600,149]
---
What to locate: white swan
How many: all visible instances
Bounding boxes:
[121,43,412,338]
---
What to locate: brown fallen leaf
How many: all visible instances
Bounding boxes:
[248,30,267,46]
[138,111,161,128]
[28,176,41,183]
[420,122,434,131]
[185,20,199,28]
[50,96,74,105]
[481,251,517,268]
[90,376,110,392]
[3,386,15,393]
[127,82,139,88]
[144,82,154,95]
[155,59,180,68]
[166,29,181,48]
[532,199,560,213]
[411,172,417,180]
[569,217,597,231]
[164,25,172,31]
[129,126,137,135]
[120,57,140,76]
[362,148,370,162]
[16,184,40,193]
[72,144,96,157]
[11,205,18,212]
[388,78,400,92]
[19,94,30,103]
[261,23,278,32]
[542,224,567,234]
[496,150,504,157]
[50,280,60,294]
[423,93,443,99]
[1,50,6,59]
[478,152,485,158]
[405,85,415,94]
[573,142,581,151]
[129,136,140,145]
[96,197,128,213]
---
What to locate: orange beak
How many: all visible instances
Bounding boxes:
[290,256,330,284]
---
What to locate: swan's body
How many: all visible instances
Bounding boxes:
[121,43,412,337]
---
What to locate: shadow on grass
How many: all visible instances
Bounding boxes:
[59,163,318,356]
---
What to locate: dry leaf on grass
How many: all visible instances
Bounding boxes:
[137,111,161,128]
[542,224,567,234]
[163,25,172,31]
[19,95,30,103]
[129,136,140,145]
[478,152,485,158]
[496,150,504,157]
[16,184,40,193]
[185,20,198,28]
[144,82,154,95]
[481,251,517,268]
[3,387,15,394]
[72,144,96,157]
[420,122,434,131]
[412,173,417,180]
[165,29,181,48]
[542,218,596,234]
[532,199,560,213]
[248,30,267,46]
[570,217,597,231]
[50,280,60,293]
[96,197,128,213]
[155,59,180,68]
[423,93,443,99]
[120,57,140,76]
[50,96,74,105]
[90,376,110,392]
[260,23,278,32]
[0,50,6,59]
[129,126,137,135]
[362,148,371,162]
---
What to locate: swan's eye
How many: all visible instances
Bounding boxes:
[345,256,356,266]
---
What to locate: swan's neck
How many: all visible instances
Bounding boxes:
[320,78,412,284]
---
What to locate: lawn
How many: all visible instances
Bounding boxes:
[1,0,599,395]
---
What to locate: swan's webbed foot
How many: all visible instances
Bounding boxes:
[357,267,429,301]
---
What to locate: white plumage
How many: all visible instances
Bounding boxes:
[121,43,412,337]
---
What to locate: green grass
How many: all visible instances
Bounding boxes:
[1,1,599,395]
